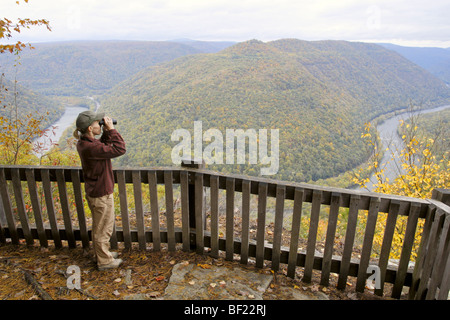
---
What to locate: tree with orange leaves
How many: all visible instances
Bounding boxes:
[0,0,52,164]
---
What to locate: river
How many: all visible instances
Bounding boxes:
[32,105,88,158]
[361,104,450,191]
[33,97,102,158]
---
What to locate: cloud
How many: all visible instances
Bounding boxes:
[2,0,450,47]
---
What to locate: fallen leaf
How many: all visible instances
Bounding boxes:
[114,278,122,283]
[113,290,120,297]
[188,280,196,285]
[197,263,212,269]
[155,276,165,281]
[210,283,217,288]
[248,294,255,299]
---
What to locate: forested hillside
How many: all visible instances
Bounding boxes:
[379,43,450,84]
[101,39,450,183]
[0,41,206,96]
[0,77,63,127]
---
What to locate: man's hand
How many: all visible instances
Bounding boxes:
[103,116,115,131]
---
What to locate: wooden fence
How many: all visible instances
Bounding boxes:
[0,164,449,300]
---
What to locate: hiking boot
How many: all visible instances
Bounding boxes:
[93,251,118,262]
[98,258,123,271]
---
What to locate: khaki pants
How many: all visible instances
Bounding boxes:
[87,193,115,266]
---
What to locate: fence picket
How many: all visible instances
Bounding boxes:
[415,209,445,299]
[180,171,190,251]
[0,168,19,244]
[164,171,176,252]
[409,204,436,299]
[437,245,450,300]
[41,169,61,248]
[256,182,268,268]
[426,212,450,299]
[117,170,132,249]
[320,192,341,286]
[55,169,76,248]
[25,169,48,247]
[70,169,90,249]
[337,194,360,290]
[132,170,146,250]
[303,189,322,283]
[375,200,400,296]
[210,175,219,258]
[11,168,34,246]
[226,177,235,261]
[392,202,421,298]
[287,188,304,278]
[240,180,251,264]
[356,197,380,292]
[272,185,285,272]
[194,173,204,254]
[149,171,160,251]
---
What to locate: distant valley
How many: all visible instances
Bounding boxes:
[100,39,450,183]
[1,39,449,185]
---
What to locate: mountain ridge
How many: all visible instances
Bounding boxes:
[379,43,450,84]
[0,40,209,96]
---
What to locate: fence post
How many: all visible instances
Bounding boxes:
[181,158,205,249]
[429,189,450,300]
[432,189,450,206]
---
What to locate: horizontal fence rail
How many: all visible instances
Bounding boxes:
[0,164,448,300]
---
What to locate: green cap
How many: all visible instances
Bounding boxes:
[76,110,105,131]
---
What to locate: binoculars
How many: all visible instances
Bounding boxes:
[99,118,117,126]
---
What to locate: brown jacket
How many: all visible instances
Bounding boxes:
[76,129,126,198]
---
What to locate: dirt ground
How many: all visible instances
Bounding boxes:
[0,241,392,301]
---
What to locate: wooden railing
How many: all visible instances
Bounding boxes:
[0,164,448,300]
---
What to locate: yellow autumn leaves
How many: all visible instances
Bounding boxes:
[353,113,449,260]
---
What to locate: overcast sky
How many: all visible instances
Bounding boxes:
[3,0,450,47]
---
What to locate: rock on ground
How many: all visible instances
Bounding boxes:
[164,262,273,300]
[164,262,329,300]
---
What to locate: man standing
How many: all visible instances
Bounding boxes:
[74,111,126,270]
